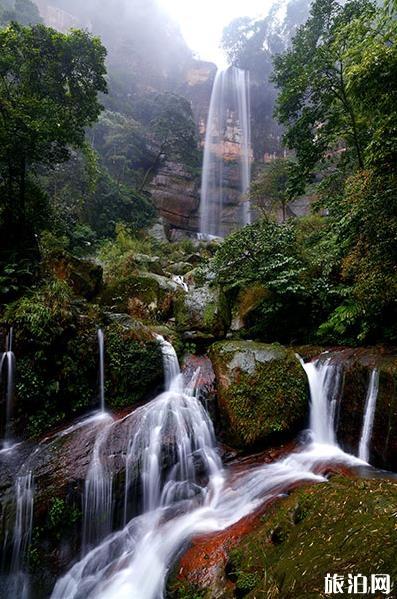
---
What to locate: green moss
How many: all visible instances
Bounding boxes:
[105,323,163,409]
[210,341,308,448]
[226,477,397,598]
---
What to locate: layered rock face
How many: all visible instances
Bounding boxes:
[149,161,200,233]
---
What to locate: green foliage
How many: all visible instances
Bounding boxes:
[4,279,76,342]
[250,158,295,220]
[105,323,163,409]
[0,21,107,260]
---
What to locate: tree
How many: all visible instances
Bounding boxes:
[250,159,294,222]
[0,22,107,255]
[221,0,311,159]
[0,0,42,26]
[272,0,375,194]
[134,92,199,191]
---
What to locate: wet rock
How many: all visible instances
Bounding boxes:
[209,341,308,449]
[182,354,217,421]
[175,284,230,340]
[314,347,397,471]
[149,161,200,232]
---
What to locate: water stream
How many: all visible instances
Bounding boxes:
[358,369,379,463]
[200,66,251,238]
[98,329,106,413]
[1,328,16,449]
[51,349,365,599]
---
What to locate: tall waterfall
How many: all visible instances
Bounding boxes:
[98,329,105,413]
[358,369,379,463]
[1,328,16,449]
[200,66,251,238]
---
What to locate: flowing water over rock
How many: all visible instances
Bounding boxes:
[358,369,380,463]
[200,66,251,238]
[0,328,16,449]
[51,349,367,599]
[98,329,106,413]
[301,357,343,446]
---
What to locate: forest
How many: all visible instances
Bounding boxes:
[0,0,396,597]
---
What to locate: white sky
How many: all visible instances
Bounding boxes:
[159,0,272,66]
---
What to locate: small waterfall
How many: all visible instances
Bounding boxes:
[200,66,251,238]
[52,346,367,599]
[82,414,115,554]
[302,358,342,445]
[1,328,16,449]
[98,329,105,413]
[358,369,379,463]
[9,472,34,598]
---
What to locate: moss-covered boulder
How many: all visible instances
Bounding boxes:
[209,341,308,449]
[175,284,230,340]
[168,476,397,598]
[101,271,178,322]
[226,476,397,598]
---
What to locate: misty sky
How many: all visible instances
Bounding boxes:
[159,0,273,66]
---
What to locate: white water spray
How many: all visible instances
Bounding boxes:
[358,369,379,463]
[82,414,115,554]
[200,66,251,238]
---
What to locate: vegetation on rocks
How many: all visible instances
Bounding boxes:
[209,341,308,448]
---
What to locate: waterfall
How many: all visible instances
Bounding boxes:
[8,472,34,599]
[82,414,115,554]
[200,66,251,239]
[301,358,342,445]
[53,344,369,599]
[1,328,16,449]
[98,329,105,413]
[358,369,379,463]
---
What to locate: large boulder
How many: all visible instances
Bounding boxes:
[209,341,308,449]
[101,271,178,321]
[175,284,230,340]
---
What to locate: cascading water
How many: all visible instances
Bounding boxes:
[301,358,343,446]
[358,369,379,463]
[0,328,16,449]
[200,66,251,239]
[8,472,34,599]
[82,414,115,554]
[98,329,105,413]
[51,346,368,599]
